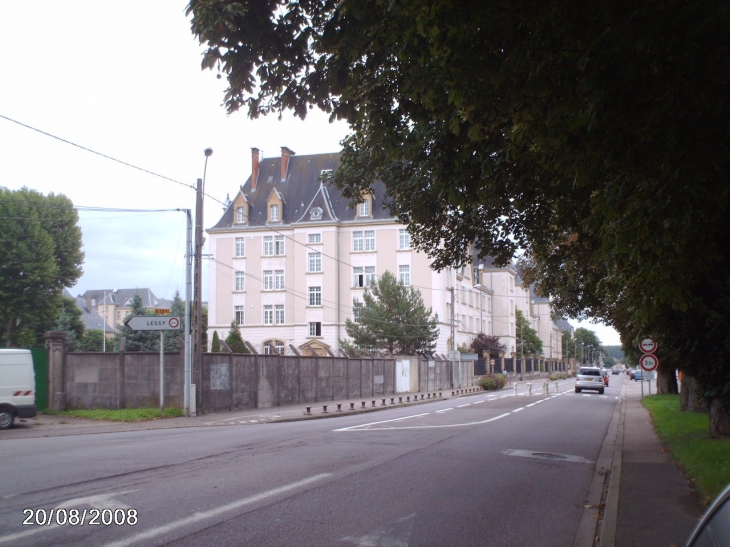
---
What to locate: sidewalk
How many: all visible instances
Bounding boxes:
[1,378,708,545]
[603,377,704,547]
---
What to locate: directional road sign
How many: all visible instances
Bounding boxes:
[639,353,659,372]
[125,316,181,331]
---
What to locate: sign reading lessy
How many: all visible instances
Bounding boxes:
[125,316,181,331]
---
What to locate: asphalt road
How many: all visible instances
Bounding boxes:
[0,379,620,547]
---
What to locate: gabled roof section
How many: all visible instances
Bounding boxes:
[208,151,394,231]
[296,182,338,223]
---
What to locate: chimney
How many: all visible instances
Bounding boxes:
[281,147,296,182]
[251,148,260,191]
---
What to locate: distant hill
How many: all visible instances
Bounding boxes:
[604,345,624,360]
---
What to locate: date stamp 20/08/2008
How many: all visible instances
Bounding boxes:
[22,508,138,527]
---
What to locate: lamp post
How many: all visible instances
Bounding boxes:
[99,289,117,353]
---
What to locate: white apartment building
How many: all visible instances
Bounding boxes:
[207,147,561,359]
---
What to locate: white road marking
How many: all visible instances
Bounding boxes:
[472,401,485,404]
[436,408,454,413]
[336,413,512,431]
[457,404,471,408]
[100,474,331,547]
[526,403,537,407]
[333,413,431,431]
[512,407,525,413]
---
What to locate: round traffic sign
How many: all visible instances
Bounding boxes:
[639,353,659,371]
[168,317,180,329]
[640,337,658,354]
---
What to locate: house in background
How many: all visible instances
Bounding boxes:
[207,147,564,360]
[78,289,171,335]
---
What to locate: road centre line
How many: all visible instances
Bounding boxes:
[333,413,431,431]
[336,412,513,431]
[457,404,471,408]
[472,401,485,404]
[512,407,525,413]
[100,474,332,547]
[436,408,454,413]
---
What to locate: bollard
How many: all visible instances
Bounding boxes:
[439,392,442,397]
[306,407,312,415]
[381,399,386,406]
[421,394,425,400]
[350,402,355,410]
[527,382,532,396]
[555,381,559,393]
[372,400,376,407]
[361,401,366,408]
[544,381,549,395]
[322,405,329,413]
[337,403,342,412]
[399,397,403,403]
[407,396,411,402]
[427,393,431,399]
[452,391,455,396]
[390,398,395,404]
[513,385,517,396]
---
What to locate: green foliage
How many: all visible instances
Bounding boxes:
[76,330,107,352]
[479,374,506,391]
[643,395,730,503]
[0,187,84,347]
[516,310,542,357]
[162,290,185,352]
[45,407,184,422]
[115,295,159,352]
[188,0,730,425]
[470,333,506,358]
[211,330,221,352]
[456,343,469,354]
[343,270,439,355]
[225,321,249,354]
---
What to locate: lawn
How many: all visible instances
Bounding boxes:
[643,394,730,503]
[43,407,184,422]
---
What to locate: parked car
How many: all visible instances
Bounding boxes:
[633,368,644,381]
[685,482,730,546]
[575,367,605,394]
[0,349,37,429]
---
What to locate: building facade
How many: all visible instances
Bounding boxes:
[207,148,564,359]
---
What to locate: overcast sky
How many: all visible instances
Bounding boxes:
[0,1,621,346]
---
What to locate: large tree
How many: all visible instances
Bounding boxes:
[515,310,542,358]
[0,187,84,347]
[188,0,730,435]
[343,270,438,355]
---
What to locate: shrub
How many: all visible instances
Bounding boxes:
[479,374,506,391]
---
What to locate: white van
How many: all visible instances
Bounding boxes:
[0,349,38,429]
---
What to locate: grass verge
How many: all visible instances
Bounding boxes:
[42,407,184,422]
[642,394,730,503]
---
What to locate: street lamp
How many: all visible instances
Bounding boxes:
[99,289,117,353]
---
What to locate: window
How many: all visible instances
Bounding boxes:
[308,233,321,244]
[364,230,375,251]
[235,271,245,291]
[264,305,273,325]
[270,204,279,222]
[263,270,273,290]
[353,266,375,287]
[275,305,285,324]
[275,270,284,290]
[234,306,244,325]
[235,237,245,257]
[264,235,285,256]
[398,229,411,250]
[264,340,286,355]
[236,207,246,223]
[359,201,369,217]
[308,252,322,272]
[309,286,322,306]
[399,264,411,286]
[353,231,363,252]
[353,303,361,323]
[309,322,322,336]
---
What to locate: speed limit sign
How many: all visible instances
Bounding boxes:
[640,353,659,372]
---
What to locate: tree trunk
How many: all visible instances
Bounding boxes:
[656,365,678,394]
[709,398,730,438]
[679,374,709,413]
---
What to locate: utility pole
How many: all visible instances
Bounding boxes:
[193,148,212,413]
[450,286,456,389]
[519,318,524,381]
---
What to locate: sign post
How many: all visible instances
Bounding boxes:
[125,316,182,410]
[638,336,658,396]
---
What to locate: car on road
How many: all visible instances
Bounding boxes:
[575,367,605,394]
[633,368,644,381]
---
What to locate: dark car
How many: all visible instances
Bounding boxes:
[685,482,730,546]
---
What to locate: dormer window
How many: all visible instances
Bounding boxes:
[359,201,369,217]
[310,207,323,220]
[270,204,280,222]
[236,207,246,224]
[356,193,373,218]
